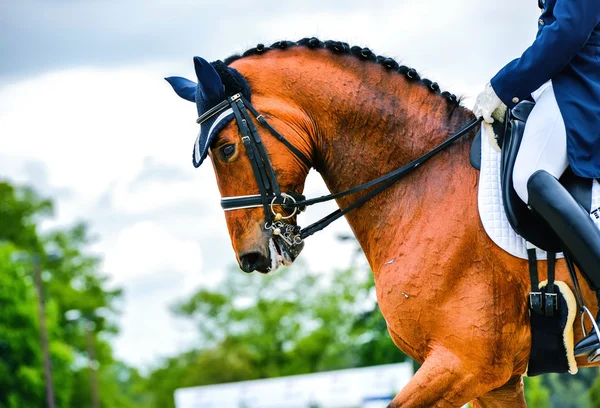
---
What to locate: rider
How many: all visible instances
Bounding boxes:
[473,0,600,360]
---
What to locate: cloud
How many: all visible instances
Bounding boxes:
[103,221,202,286]
[1,0,539,90]
[0,65,204,221]
[102,221,204,364]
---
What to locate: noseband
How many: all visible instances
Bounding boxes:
[198,92,482,249]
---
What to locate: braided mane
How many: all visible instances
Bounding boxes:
[222,37,463,107]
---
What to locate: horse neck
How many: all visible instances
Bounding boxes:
[301,61,478,273]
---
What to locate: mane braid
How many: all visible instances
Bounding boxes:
[221,37,463,107]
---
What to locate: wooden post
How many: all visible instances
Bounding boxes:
[33,255,55,408]
[85,321,101,408]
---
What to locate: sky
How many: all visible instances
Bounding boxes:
[0,0,541,369]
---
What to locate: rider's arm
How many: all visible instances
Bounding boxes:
[491,0,600,108]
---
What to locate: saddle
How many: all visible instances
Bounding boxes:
[470,100,594,253]
[470,101,592,376]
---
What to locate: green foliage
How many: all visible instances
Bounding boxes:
[0,243,74,407]
[524,376,551,408]
[68,362,150,408]
[589,371,600,407]
[0,244,45,407]
[0,180,142,407]
[542,369,600,408]
[0,182,52,250]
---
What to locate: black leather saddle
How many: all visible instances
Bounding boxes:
[470,101,593,252]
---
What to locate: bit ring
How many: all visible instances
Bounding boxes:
[270,193,297,220]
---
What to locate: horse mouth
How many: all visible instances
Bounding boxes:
[266,236,304,273]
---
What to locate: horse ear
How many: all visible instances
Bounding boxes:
[193,56,225,104]
[164,76,197,102]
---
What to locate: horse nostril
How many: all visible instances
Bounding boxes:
[240,252,270,273]
[240,253,259,273]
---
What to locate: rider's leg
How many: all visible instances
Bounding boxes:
[512,82,600,358]
[527,171,600,289]
[527,171,600,356]
[512,81,568,204]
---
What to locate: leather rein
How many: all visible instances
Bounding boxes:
[198,92,482,248]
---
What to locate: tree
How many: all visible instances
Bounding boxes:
[0,243,74,408]
[0,180,146,407]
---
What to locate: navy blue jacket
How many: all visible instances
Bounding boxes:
[491,0,600,178]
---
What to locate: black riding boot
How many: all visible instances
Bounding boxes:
[527,170,600,358]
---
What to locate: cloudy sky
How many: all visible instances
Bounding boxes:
[0,0,541,368]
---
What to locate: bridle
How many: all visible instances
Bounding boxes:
[197,92,482,250]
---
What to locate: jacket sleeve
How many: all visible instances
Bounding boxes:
[491,0,600,108]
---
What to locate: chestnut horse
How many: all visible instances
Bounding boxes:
[169,39,599,407]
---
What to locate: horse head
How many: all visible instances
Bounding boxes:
[166,56,312,274]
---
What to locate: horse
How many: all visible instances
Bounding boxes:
[166,38,600,407]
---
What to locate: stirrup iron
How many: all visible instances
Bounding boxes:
[588,348,600,363]
[580,305,600,363]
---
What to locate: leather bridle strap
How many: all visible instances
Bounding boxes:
[230,96,280,222]
[238,99,282,198]
[296,117,482,239]
[221,104,481,214]
[293,118,481,209]
[216,92,482,241]
[243,101,312,169]
[220,94,311,213]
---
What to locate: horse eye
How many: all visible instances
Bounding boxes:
[221,144,236,160]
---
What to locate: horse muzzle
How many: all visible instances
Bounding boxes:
[238,228,304,273]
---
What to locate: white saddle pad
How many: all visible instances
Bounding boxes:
[477,123,600,260]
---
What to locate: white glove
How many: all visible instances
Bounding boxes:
[473,82,503,123]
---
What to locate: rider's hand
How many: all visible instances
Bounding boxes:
[473,82,503,123]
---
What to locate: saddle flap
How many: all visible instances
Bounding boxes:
[470,129,482,170]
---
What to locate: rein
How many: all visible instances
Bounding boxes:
[200,93,482,246]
